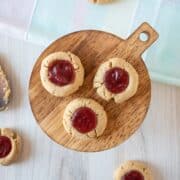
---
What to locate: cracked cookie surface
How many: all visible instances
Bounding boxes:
[63,98,107,139]
[0,128,21,165]
[94,58,139,103]
[40,51,84,97]
[114,161,153,180]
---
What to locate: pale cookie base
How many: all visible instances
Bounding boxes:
[63,98,107,139]
[94,58,139,103]
[40,51,84,97]
[0,128,21,166]
[114,161,153,180]
[0,65,11,111]
[89,0,113,4]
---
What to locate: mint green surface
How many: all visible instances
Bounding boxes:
[27,0,130,45]
[132,0,180,86]
[29,0,180,86]
[147,3,180,86]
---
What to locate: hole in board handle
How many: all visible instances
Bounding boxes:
[139,32,149,42]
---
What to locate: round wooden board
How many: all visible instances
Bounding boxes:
[29,23,158,152]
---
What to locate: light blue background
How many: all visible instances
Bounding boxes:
[28,0,180,86]
[131,0,180,86]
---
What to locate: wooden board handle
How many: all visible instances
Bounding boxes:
[124,22,159,59]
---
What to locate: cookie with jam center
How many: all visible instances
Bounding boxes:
[114,161,153,180]
[40,51,84,97]
[0,128,21,165]
[63,98,107,139]
[94,58,139,103]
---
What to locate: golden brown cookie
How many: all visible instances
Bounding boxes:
[40,51,84,97]
[0,65,11,111]
[114,161,153,180]
[63,98,107,139]
[89,0,113,4]
[0,128,21,165]
[94,58,139,103]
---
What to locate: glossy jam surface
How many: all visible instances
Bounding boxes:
[72,107,97,133]
[122,170,144,180]
[104,67,129,94]
[0,136,12,158]
[48,60,75,86]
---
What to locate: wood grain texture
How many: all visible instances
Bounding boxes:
[1,31,180,180]
[29,23,158,152]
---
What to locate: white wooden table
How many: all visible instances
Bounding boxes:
[0,34,180,180]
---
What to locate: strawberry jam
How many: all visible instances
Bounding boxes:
[48,60,75,86]
[0,136,12,158]
[122,170,144,180]
[104,67,129,94]
[72,107,97,133]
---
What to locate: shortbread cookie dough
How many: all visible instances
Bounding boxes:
[0,65,11,111]
[89,0,113,4]
[0,128,21,165]
[63,98,107,139]
[114,161,153,180]
[40,51,84,97]
[94,58,139,103]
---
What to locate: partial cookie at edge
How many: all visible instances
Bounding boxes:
[114,160,153,180]
[0,128,21,165]
[89,0,113,4]
[0,65,11,111]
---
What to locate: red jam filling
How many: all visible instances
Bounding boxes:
[122,170,144,180]
[48,60,75,86]
[0,136,12,158]
[72,107,97,133]
[104,67,129,94]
